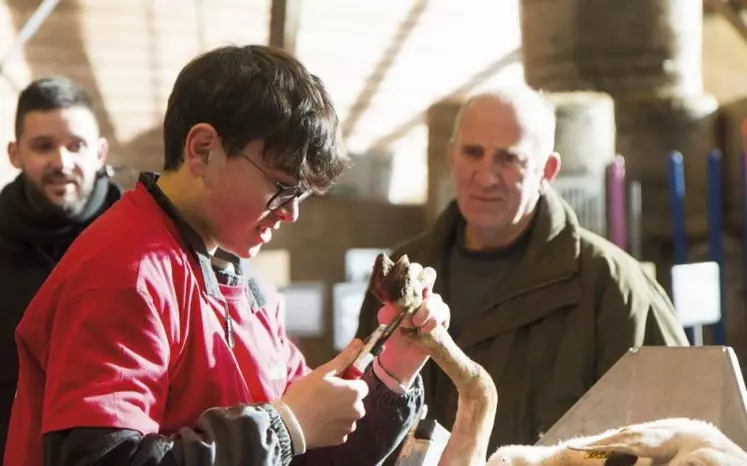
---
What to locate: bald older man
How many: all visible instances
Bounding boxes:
[356,85,689,452]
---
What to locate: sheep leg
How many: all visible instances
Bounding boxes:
[406,327,498,466]
[369,253,498,466]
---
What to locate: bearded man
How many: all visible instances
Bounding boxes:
[0,76,121,456]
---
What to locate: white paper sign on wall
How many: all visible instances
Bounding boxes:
[671,261,722,328]
[333,282,368,351]
[280,282,326,337]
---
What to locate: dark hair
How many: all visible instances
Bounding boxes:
[14,76,94,138]
[163,44,349,193]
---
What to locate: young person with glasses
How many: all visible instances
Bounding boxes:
[5,45,450,466]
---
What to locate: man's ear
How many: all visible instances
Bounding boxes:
[539,151,561,193]
[184,123,219,177]
[96,137,109,169]
[8,141,20,169]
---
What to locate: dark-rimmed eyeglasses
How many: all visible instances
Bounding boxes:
[243,155,311,210]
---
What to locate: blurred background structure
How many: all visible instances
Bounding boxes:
[2,0,747,368]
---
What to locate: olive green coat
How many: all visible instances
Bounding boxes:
[356,189,689,452]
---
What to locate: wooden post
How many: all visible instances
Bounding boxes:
[269,0,301,53]
[705,0,747,46]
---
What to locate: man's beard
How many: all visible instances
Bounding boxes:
[23,170,93,218]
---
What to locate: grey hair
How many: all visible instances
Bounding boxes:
[450,84,557,158]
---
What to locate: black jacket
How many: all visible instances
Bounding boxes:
[0,173,121,456]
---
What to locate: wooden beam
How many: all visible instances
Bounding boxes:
[705,0,747,15]
[706,0,747,46]
[269,0,301,54]
[0,0,63,90]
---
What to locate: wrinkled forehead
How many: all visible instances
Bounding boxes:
[454,94,554,157]
[458,98,520,133]
[455,98,536,153]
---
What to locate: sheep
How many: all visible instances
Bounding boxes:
[486,418,747,465]
[566,417,747,466]
[486,435,646,465]
[408,319,498,466]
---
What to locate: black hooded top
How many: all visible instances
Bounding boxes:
[0,172,121,455]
